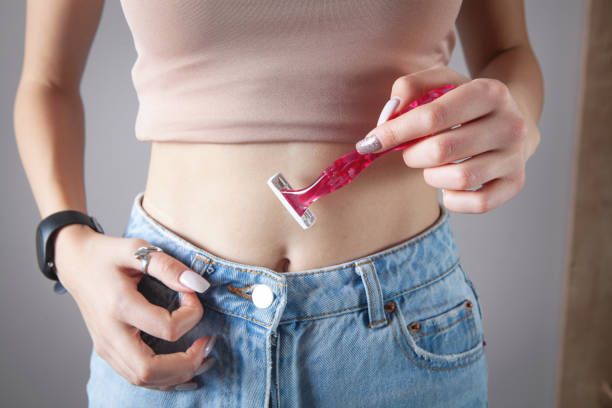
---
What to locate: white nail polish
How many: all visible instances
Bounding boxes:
[174,382,198,391]
[202,334,217,359]
[194,358,217,376]
[179,270,211,293]
[377,96,401,126]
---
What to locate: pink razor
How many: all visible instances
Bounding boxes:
[267,85,456,229]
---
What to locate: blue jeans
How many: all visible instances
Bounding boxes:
[87,192,488,407]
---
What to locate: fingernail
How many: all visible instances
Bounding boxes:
[194,357,217,376]
[174,382,198,391]
[202,334,217,359]
[179,270,211,293]
[377,96,401,126]
[356,134,382,155]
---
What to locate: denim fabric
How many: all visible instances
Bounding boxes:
[87,192,488,407]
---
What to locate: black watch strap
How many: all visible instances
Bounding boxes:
[36,210,104,286]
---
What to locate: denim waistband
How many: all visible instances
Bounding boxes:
[125,192,460,332]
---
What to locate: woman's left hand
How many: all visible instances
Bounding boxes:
[355,66,538,214]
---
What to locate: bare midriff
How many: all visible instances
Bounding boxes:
[142,141,440,273]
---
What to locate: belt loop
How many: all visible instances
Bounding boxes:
[190,253,216,276]
[355,260,387,329]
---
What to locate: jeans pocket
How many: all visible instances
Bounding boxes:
[389,294,485,370]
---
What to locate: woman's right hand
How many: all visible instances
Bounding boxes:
[52,223,216,391]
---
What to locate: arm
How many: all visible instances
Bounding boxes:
[13,1,214,391]
[456,0,544,159]
[14,0,105,221]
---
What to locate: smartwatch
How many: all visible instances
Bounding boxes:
[35,210,104,294]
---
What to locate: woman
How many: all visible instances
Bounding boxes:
[14,0,542,406]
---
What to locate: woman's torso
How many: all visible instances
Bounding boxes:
[120,0,463,272]
[142,142,440,273]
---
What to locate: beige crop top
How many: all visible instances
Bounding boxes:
[118,0,462,144]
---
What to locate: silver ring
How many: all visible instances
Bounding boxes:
[133,246,163,275]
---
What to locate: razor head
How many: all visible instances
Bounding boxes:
[267,173,316,230]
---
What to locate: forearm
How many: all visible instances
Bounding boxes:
[472,45,544,158]
[13,81,87,218]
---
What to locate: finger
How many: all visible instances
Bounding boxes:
[401,116,505,168]
[116,324,211,387]
[158,354,216,387]
[143,377,201,391]
[422,150,521,191]
[141,384,175,391]
[386,66,469,121]
[141,362,210,391]
[164,355,217,389]
[146,379,202,392]
[441,171,526,214]
[362,78,508,153]
[94,337,140,389]
[141,379,199,392]
[94,320,159,388]
[125,239,211,293]
[114,288,204,343]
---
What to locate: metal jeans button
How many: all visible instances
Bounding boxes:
[251,284,274,309]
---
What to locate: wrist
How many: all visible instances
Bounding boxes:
[53,224,99,284]
[54,223,97,249]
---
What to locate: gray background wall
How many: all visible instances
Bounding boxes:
[1,1,584,407]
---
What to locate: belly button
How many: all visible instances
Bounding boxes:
[279,257,291,273]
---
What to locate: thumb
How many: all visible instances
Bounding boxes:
[356,85,456,155]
